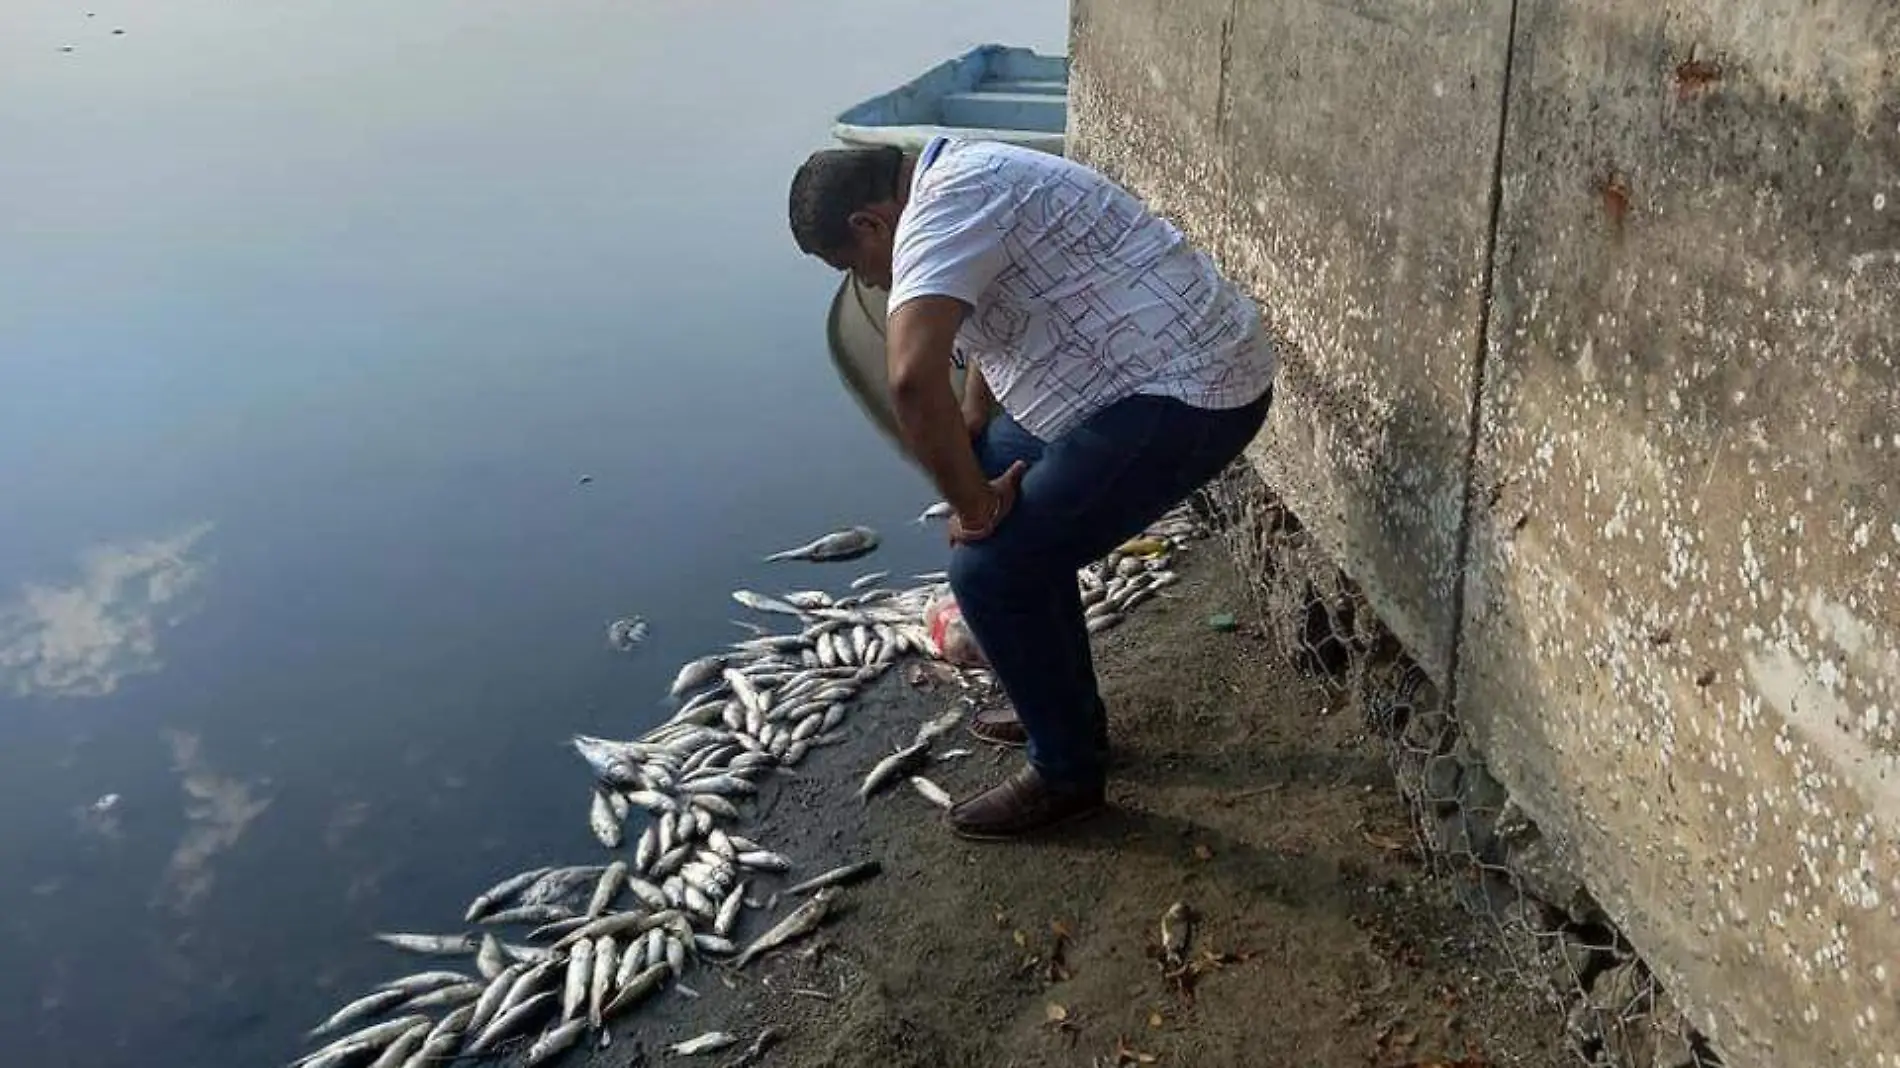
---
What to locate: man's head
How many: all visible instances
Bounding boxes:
[788,146,907,291]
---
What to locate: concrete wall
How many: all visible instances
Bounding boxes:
[1070,2,1900,1065]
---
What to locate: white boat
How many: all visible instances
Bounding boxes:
[823,45,1069,463]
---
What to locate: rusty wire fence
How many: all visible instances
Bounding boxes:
[1190,461,1721,1068]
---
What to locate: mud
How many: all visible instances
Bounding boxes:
[571,548,1570,1068]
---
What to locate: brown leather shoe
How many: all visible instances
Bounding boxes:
[948,765,1105,841]
[968,705,1028,748]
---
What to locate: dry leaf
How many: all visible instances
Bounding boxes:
[1013,929,1029,948]
[1361,830,1408,852]
[1191,844,1213,861]
[1147,1011,1164,1029]
[1045,1002,1070,1023]
[1113,1035,1160,1064]
[1050,919,1073,939]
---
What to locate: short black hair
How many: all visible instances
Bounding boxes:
[788,146,905,256]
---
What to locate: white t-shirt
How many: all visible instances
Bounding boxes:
[885,137,1277,441]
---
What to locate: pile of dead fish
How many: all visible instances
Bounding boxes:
[291,505,1209,1067]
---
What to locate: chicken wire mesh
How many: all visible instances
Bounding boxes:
[1191,461,1722,1068]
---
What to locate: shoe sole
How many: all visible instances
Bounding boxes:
[946,801,1106,842]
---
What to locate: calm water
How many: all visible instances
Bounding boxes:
[0,2,1065,1064]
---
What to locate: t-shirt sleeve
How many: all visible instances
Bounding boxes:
[886,170,1015,314]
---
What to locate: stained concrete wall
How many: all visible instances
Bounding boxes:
[1070,1,1900,1065]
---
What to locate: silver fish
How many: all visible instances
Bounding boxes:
[372,931,477,957]
[401,981,483,1011]
[625,876,669,910]
[622,789,679,815]
[527,918,591,943]
[496,960,558,1019]
[502,941,556,965]
[615,933,647,986]
[914,502,954,524]
[467,990,556,1055]
[525,1018,588,1065]
[602,962,670,1021]
[365,1019,433,1068]
[475,933,507,980]
[764,525,879,563]
[588,935,619,1027]
[783,860,881,896]
[734,888,838,968]
[736,849,792,872]
[464,866,554,923]
[858,741,931,802]
[722,668,767,716]
[679,774,755,797]
[308,987,409,1038]
[910,776,955,809]
[689,793,742,821]
[560,937,594,1021]
[912,706,964,747]
[377,970,472,997]
[714,882,747,938]
[297,1015,432,1068]
[665,932,687,975]
[589,789,623,848]
[635,823,659,872]
[668,1031,740,1056]
[669,654,727,697]
[482,903,572,927]
[850,570,890,590]
[520,865,607,906]
[403,1004,475,1068]
[466,963,525,1037]
[587,861,627,919]
[782,590,832,609]
[644,927,667,976]
[692,933,738,956]
[731,589,804,616]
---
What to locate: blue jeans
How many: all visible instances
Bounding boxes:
[950,389,1272,788]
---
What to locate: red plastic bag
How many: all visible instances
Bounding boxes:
[924,592,989,668]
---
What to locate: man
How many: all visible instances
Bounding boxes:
[788,137,1276,839]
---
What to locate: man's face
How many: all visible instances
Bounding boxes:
[819,206,897,292]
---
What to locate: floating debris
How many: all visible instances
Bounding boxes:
[288,503,1213,1066]
[607,616,648,653]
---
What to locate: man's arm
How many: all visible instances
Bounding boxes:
[960,361,994,440]
[888,296,997,522]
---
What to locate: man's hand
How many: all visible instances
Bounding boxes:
[949,460,1027,544]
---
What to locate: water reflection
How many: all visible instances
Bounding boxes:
[156,729,273,915]
[0,522,214,699]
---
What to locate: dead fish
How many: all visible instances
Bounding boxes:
[1086,611,1122,634]
[858,741,931,802]
[732,589,804,616]
[587,861,627,919]
[560,937,594,1021]
[914,501,953,523]
[911,706,964,747]
[602,963,670,1021]
[482,903,573,927]
[475,933,507,980]
[607,616,648,652]
[588,935,619,1027]
[495,960,558,1021]
[297,1015,432,1068]
[764,525,879,563]
[909,776,954,810]
[937,748,973,762]
[406,1004,475,1068]
[465,866,554,923]
[670,655,727,697]
[465,963,525,1037]
[589,789,623,848]
[722,668,767,716]
[308,987,410,1038]
[734,888,838,968]
[736,849,792,872]
[402,972,482,1003]
[849,570,889,590]
[377,970,473,997]
[366,1019,432,1068]
[372,932,477,957]
[467,990,556,1055]
[692,933,738,956]
[1160,901,1193,968]
[668,1031,740,1056]
[525,1018,588,1065]
[783,860,881,896]
[714,882,747,938]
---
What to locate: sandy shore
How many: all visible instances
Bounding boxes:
[566,547,1570,1068]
